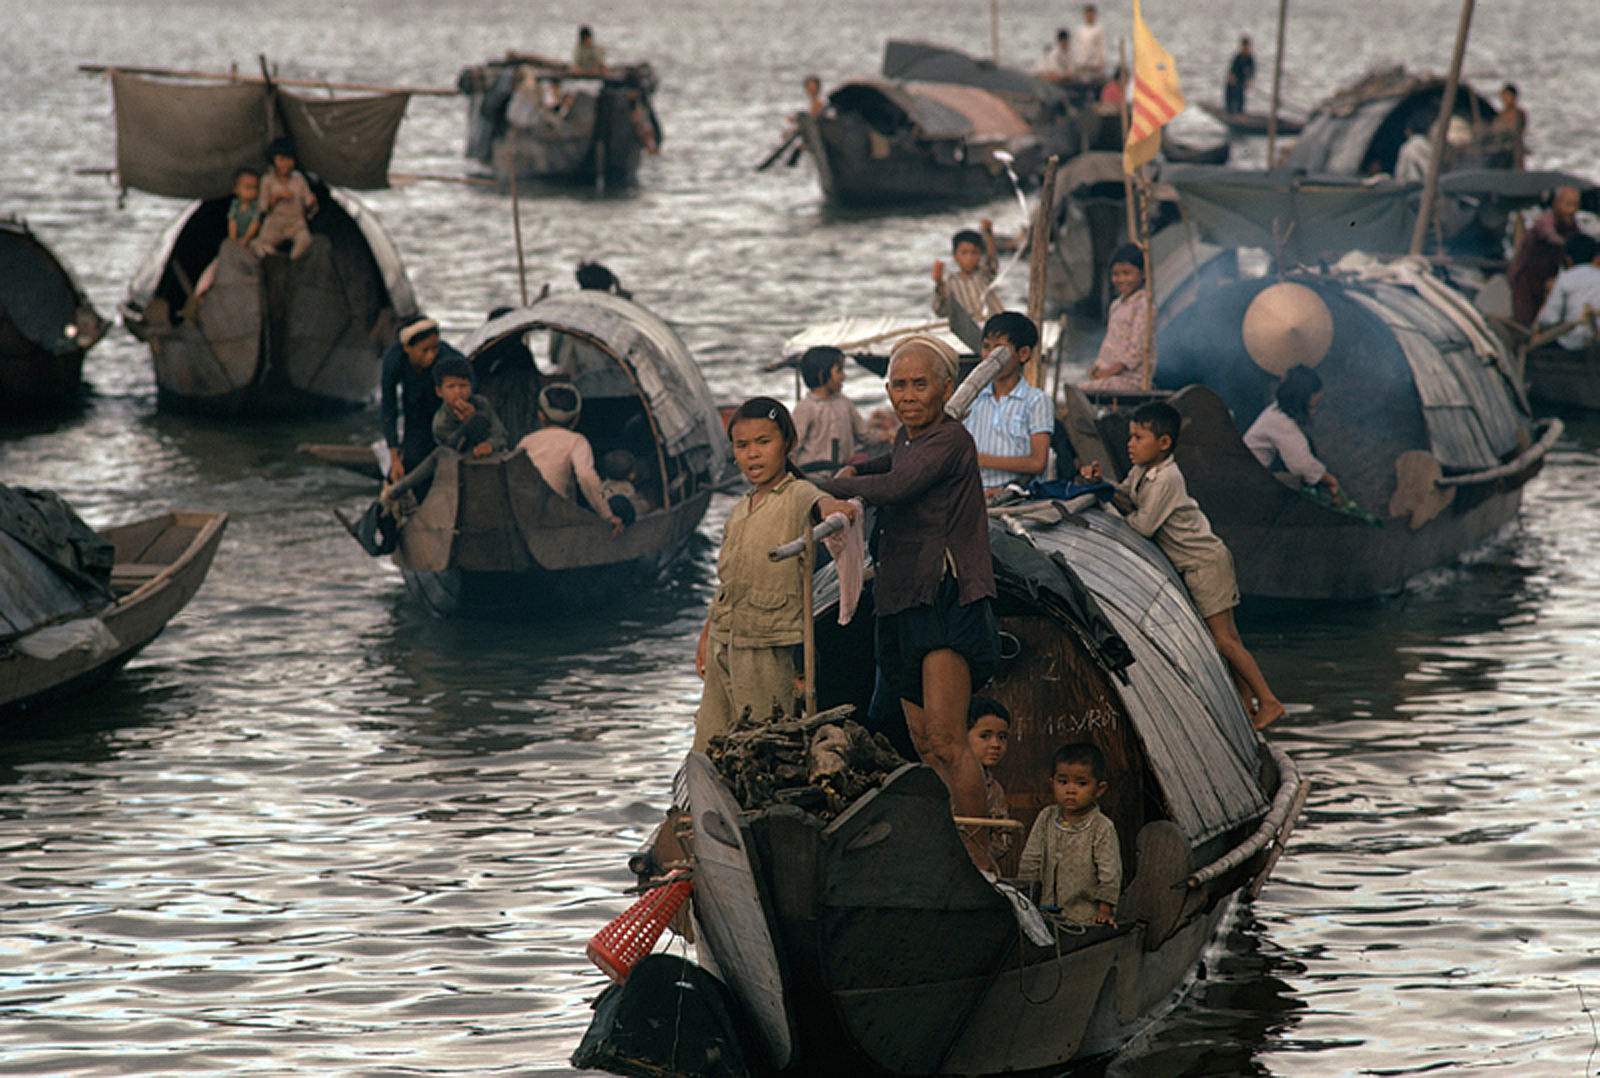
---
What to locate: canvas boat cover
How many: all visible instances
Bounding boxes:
[782,314,1062,360]
[0,485,114,642]
[0,219,104,355]
[464,293,731,486]
[828,79,1031,142]
[1163,164,1417,262]
[110,71,408,198]
[881,40,1067,105]
[1286,67,1496,176]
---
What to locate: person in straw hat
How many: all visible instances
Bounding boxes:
[821,335,1002,871]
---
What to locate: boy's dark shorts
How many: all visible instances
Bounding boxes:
[876,575,1000,706]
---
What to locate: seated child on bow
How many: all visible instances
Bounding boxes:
[431,356,509,458]
[967,695,1015,862]
[599,448,650,526]
[1018,741,1121,927]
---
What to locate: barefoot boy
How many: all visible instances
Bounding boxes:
[1082,401,1284,729]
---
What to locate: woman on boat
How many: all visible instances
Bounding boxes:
[1242,365,1340,496]
[1080,245,1152,393]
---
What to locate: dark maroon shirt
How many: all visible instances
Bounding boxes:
[821,413,995,616]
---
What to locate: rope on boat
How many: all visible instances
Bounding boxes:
[1186,741,1303,890]
[1434,416,1564,488]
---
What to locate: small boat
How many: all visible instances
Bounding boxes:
[1522,341,1600,411]
[379,292,730,616]
[458,56,661,190]
[586,499,1305,1074]
[90,65,420,417]
[1198,101,1305,136]
[0,486,226,711]
[1077,254,1558,601]
[1286,65,1505,177]
[1161,129,1230,165]
[0,216,108,419]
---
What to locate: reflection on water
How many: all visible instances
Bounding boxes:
[4,0,1600,1075]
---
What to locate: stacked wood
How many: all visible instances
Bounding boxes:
[707,705,906,819]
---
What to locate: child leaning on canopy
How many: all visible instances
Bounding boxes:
[1081,401,1284,729]
[693,398,859,751]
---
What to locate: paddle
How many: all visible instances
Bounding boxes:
[755,128,800,171]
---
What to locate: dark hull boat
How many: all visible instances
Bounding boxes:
[1523,341,1600,412]
[1080,259,1557,601]
[1198,102,1305,136]
[0,217,108,418]
[586,501,1304,1074]
[385,293,729,616]
[0,485,226,711]
[459,58,660,190]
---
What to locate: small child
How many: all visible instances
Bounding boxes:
[791,346,879,469]
[694,397,857,751]
[251,138,317,260]
[599,448,650,525]
[191,168,264,310]
[966,695,1014,861]
[431,356,509,458]
[1018,742,1121,927]
[1082,401,1284,728]
[1081,244,1152,393]
[932,219,1001,325]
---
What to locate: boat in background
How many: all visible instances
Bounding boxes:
[458,54,661,190]
[0,483,226,711]
[375,292,729,616]
[89,64,419,417]
[0,216,108,420]
[1198,101,1305,137]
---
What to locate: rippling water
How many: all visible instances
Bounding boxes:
[3,1,1600,1075]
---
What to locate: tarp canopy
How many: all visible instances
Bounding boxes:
[1286,67,1497,176]
[881,39,1066,104]
[110,71,407,198]
[1163,165,1417,262]
[0,485,113,641]
[1438,168,1600,206]
[828,78,1030,141]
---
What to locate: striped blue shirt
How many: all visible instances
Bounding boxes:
[963,379,1053,490]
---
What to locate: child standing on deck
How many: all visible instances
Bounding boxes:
[967,695,1015,862]
[1081,401,1284,728]
[1019,742,1121,926]
[694,398,858,752]
[932,220,1002,326]
[792,346,880,469]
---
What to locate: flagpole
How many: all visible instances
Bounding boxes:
[1118,38,1137,244]
[1138,175,1156,390]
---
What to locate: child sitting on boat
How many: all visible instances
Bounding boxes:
[599,449,650,526]
[1081,401,1285,729]
[251,138,317,261]
[191,167,263,311]
[1080,244,1152,394]
[693,398,858,752]
[964,311,1053,493]
[514,385,624,536]
[820,336,1001,871]
[967,695,1015,862]
[431,356,509,459]
[933,220,1001,326]
[1019,741,1121,927]
[1243,365,1341,497]
[791,346,880,470]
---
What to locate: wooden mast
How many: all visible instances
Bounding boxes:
[1266,0,1289,164]
[1409,0,1476,256]
[1026,155,1060,388]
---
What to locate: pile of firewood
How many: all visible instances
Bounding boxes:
[707,704,908,819]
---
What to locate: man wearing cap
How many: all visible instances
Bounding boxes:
[513,384,624,535]
[380,315,468,483]
[820,335,1000,871]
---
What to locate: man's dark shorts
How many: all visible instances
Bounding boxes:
[875,574,999,706]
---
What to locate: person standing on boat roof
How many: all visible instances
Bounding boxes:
[1243,365,1341,497]
[514,385,624,535]
[1224,36,1255,115]
[1535,233,1600,350]
[1034,28,1074,83]
[1510,184,1583,325]
[1491,83,1528,170]
[250,138,317,260]
[820,336,1002,872]
[572,25,606,75]
[381,317,468,483]
[1070,4,1106,81]
[964,311,1053,493]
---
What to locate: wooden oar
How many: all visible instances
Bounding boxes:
[756,128,801,171]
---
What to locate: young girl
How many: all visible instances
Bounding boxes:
[191,168,263,309]
[1081,243,1152,393]
[1242,365,1341,497]
[966,695,1015,861]
[693,398,856,751]
[251,138,317,260]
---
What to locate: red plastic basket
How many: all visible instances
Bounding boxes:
[586,876,693,983]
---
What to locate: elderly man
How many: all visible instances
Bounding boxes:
[1510,184,1583,325]
[380,316,468,482]
[821,336,1000,870]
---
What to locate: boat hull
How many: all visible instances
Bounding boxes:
[1523,343,1600,411]
[0,218,107,419]
[798,111,1026,209]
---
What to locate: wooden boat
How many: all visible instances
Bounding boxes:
[1286,65,1505,177]
[91,65,420,417]
[0,216,108,419]
[1198,101,1305,136]
[0,491,226,711]
[458,56,661,190]
[382,292,730,616]
[598,500,1305,1074]
[1076,255,1558,601]
[1161,129,1230,165]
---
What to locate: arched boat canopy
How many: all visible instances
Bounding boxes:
[1286,67,1498,176]
[464,292,731,486]
[828,78,1033,142]
[881,39,1068,105]
[0,218,104,353]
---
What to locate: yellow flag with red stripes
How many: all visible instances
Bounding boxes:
[1124,0,1186,174]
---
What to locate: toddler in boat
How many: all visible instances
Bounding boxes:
[251,138,317,260]
[693,397,857,751]
[1081,401,1284,729]
[1018,741,1121,927]
[599,449,649,526]
[190,167,263,313]
[967,695,1015,862]
[430,356,508,459]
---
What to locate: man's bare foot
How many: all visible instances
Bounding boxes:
[1253,699,1285,730]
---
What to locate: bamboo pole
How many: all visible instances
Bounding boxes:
[1137,177,1156,390]
[801,530,817,717]
[990,0,1001,63]
[509,154,529,306]
[78,62,455,96]
[1026,155,1060,388]
[1267,0,1289,164]
[1118,39,1137,243]
[1409,0,1476,256]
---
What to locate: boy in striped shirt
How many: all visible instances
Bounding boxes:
[933,220,1002,326]
[963,311,1053,492]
